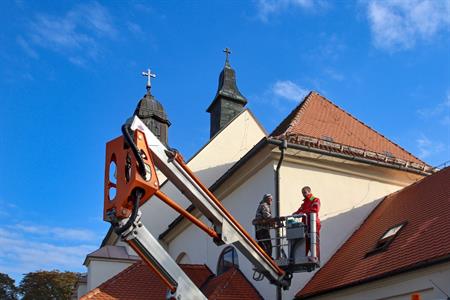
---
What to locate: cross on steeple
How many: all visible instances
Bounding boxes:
[142,68,156,92]
[223,47,231,63]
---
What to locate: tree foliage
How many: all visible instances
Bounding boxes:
[0,273,18,300]
[19,270,79,300]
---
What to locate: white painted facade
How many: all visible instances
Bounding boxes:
[75,280,87,300]
[162,147,423,300]
[85,259,137,292]
[311,261,450,300]
[277,153,422,299]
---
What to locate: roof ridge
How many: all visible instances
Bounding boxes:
[179,263,209,268]
[284,91,315,135]
[313,92,427,165]
[234,267,265,299]
[81,288,101,299]
[270,91,314,137]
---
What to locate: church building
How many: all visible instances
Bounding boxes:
[77,51,448,300]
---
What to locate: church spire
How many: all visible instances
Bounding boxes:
[134,67,171,146]
[206,48,248,138]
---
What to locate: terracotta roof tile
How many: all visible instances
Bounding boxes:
[296,167,450,299]
[202,267,263,300]
[80,262,212,300]
[80,263,262,300]
[271,92,428,167]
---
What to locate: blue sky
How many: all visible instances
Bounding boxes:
[0,0,449,283]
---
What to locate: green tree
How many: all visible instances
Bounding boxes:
[19,270,79,300]
[0,273,18,300]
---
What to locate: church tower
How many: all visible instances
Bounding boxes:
[134,68,171,146]
[206,48,248,138]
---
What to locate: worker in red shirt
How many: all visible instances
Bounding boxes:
[293,186,321,261]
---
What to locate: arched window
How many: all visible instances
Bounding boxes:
[217,246,239,275]
[175,252,191,264]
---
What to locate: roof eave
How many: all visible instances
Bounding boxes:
[267,137,434,176]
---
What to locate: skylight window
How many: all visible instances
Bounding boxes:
[365,222,407,257]
[381,224,403,239]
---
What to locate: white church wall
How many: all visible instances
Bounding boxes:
[311,261,450,300]
[279,160,416,299]
[166,153,423,299]
[166,219,209,265]
[76,282,87,300]
[86,259,136,292]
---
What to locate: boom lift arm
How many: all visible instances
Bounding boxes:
[104,116,290,299]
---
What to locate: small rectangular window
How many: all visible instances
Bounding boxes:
[365,221,407,257]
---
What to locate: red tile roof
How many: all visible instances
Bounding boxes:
[202,267,263,300]
[80,263,262,300]
[81,262,212,300]
[271,92,431,171]
[296,167,450,299]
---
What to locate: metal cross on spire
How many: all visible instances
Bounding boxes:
[142,68,156,92]
[223,47,231,63]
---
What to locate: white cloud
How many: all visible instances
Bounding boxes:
[0,199,19,217]
[366,0,450,51]
[17,36,38,59]
[417,91,450,126]
[0,233,95,275]
[127,22,144,35]
[22,2,116,65]
[0,223,98,278]
[255,0,328,21]
[301,33,346,63]
[15,224,98,241]
[416,134,445,159]
[324,68,344,81]
[272,80,308,101]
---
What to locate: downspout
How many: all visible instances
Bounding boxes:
[274,138,287,300]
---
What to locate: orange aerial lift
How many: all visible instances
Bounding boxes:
[104,116,319,299]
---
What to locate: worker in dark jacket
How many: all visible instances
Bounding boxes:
[293,186,321,260]
[254,193,273,257]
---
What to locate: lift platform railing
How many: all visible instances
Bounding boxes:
[253,213,320,276]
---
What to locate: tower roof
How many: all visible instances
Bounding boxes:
[134,89,170,126]
[134,68,171,146]
[206,52,248,113]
